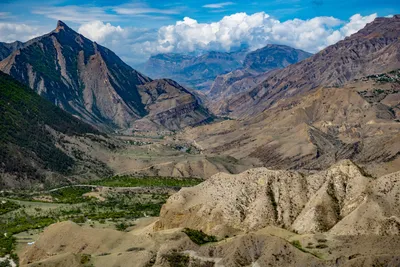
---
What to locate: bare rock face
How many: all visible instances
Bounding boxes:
[155,168,310,237]
[137,79,213,130]
[156,160,400,237]
[219,15,400,118]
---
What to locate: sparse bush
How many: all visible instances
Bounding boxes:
[291,240,303,250]
[126,247,145,252]
[115,222,128,231]
[183,228,217,245]
[80,254,91,264]
[164,251,189,267]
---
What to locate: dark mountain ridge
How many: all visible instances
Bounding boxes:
[0,71,111,188]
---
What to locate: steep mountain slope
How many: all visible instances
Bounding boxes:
[138,49,247,90]
[133,79,213,131]
[0,71,112,188]
[218,15,400,118]
[0,21,212,132]
[209,45,312,99]
[0,21,150,130]
[0,41,23,60]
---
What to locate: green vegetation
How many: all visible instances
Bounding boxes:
[0,200,20,215]
[291,240,324,259]
[183,228,218,245]
[291,240,305,251]
[50,187,93,203]
[0,187,169,262]
[0,174,201,262]
[115,222,129,231]
[92,175,202,188]
[0,259,13,267]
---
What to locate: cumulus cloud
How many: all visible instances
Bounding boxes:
[78,21,123,43]
[78,21,157,62]
[76,12,377,64]
[0,23,47,43]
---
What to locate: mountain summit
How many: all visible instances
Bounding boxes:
[55,20,71,32]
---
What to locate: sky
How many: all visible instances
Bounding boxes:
[0,0,399,65]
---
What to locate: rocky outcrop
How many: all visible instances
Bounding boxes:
[155,160,400,237]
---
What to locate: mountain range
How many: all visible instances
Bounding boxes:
[1,13,400,267]
[180,15,400,177]
[0,16,399,185]
[0,21,212,132]
[138,45,311,93]
[137,49,248,91]
[216,15,400,118]
[209,44,312,103]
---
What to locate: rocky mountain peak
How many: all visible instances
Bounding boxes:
[54,20,70,32]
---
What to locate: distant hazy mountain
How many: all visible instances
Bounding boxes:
[137,49,248,91]
[0,41,23,60]
[209,44,312,99]
[0,21,212,132]
[0,71,112,188]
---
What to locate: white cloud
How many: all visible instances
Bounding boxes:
[0,23,47,43]
[339,13,377,37]
[78,21,123,43]
[149,12,376,54]
[203,2,235,8]
[75,12,376,65]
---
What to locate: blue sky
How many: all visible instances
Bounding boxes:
[0,0,399,64]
